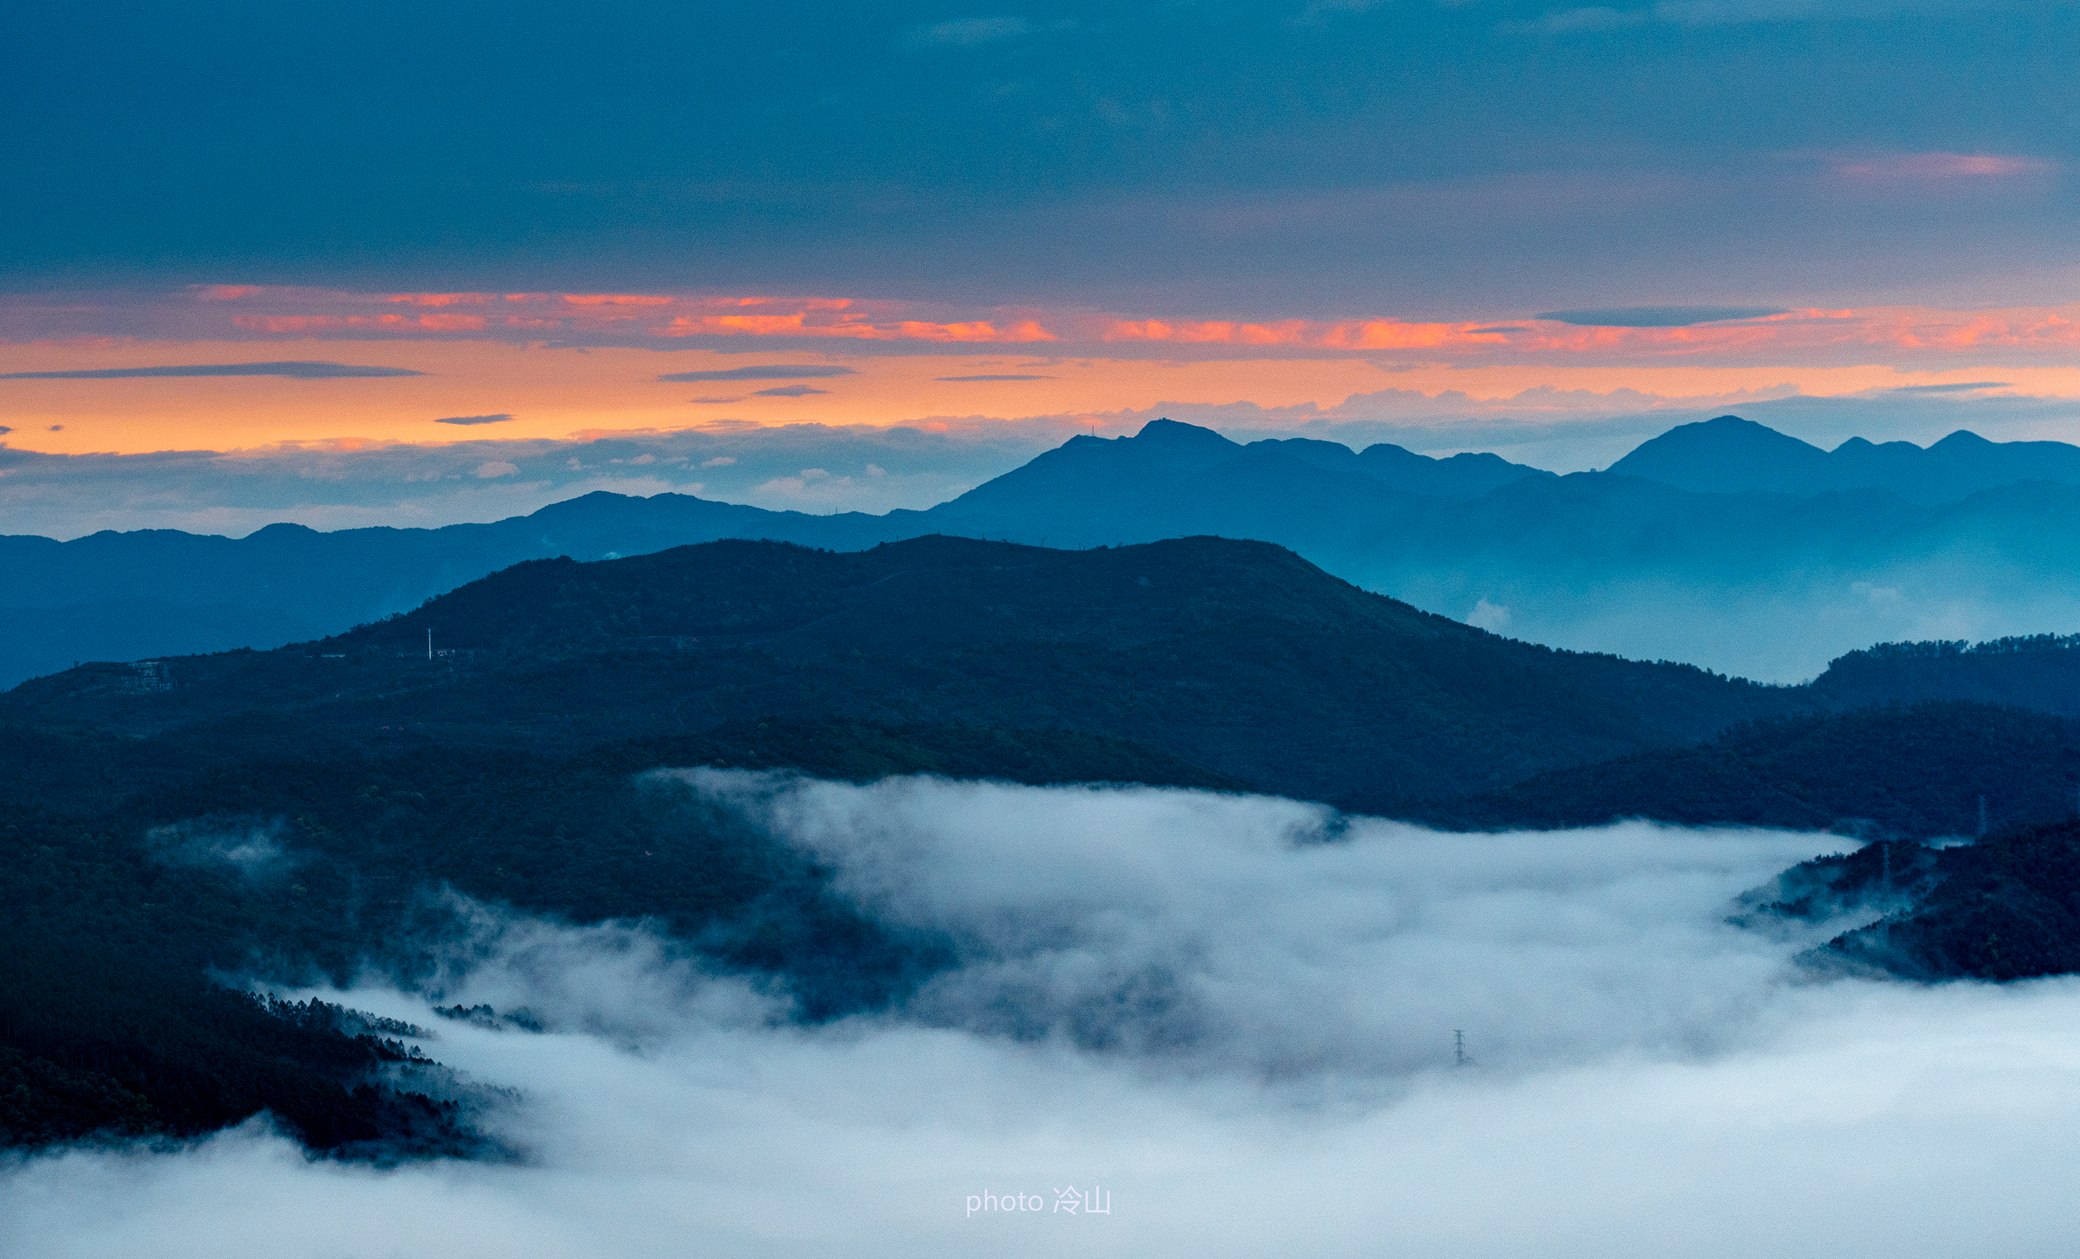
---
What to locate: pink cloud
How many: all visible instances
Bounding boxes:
[231,312,488,333]
[560,294,675,307]
[1835,152,2052,181]
[1104,317,1514,351]
[383,293,495,307]
[9,285,2078,375]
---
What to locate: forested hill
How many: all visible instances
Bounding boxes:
[0,716,1234,1155]
[0,535,1805,803]
[1394,702,2080,840]
[1807,635,2080,716]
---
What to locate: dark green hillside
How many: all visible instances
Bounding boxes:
[0,535,1807,801]
[1,803,481,1156]
[1398,702,2080,839]
[1758,818,2080,982]
[0,716,1229,1152]
[1811,635,2080,716]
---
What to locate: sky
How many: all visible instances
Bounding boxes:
[4,1,2080,534]
[9,774,2080,1259]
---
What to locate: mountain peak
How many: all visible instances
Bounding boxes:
[1131,418,1240,452]
[1929,429,1994,450]
[1608,416,2080,501]
[1607,416,1831,492]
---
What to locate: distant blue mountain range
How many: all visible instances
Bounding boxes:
[5,414,2079,687]
[1607,414,2080,502]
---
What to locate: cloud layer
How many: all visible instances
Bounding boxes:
[1532,306,1791,327]
[0,418,1069,539]
[0,361,424,380]
[16,289,2080,371]
[8,774,2080,1258]
[681,771,1848,1078]
[657,365,859,383]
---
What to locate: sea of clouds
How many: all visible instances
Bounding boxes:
[6,772,2079,1258]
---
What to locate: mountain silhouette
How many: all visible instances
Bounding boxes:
[1607,414,2080,502]
[7,416,2080,686]
[0,535,1810,803]
[13,533,2080,805]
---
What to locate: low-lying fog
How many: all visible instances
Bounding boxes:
[8,772,2079,1258]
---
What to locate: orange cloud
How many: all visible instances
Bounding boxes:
[652,312,1055,342]
[1105,317,1507,350]
[651,313,808,336]
[1105,319,1308,345]
[383,292,495,306]
[1091,303,2080,365]
[1323,320,1509,350]
[231,312,488,333]
[411,313,488,331]
[24,285,2065,374]
[561,294,675,306]
[891,320,1055,343]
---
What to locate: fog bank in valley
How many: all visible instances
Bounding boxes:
[6,773,2079,1259]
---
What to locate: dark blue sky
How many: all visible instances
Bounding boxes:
[4,1,2075,314]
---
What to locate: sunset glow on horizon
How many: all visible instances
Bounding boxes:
[5,287,2080,459]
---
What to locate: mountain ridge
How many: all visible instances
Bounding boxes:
[12,533,2080,809]
[7,415,2080,686]
[1607,414,2080,502]
[0,534,1809,803]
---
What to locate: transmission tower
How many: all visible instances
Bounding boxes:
[1454,1030,1470,1068]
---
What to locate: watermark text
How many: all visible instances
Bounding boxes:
[965,1185,1113,1217]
